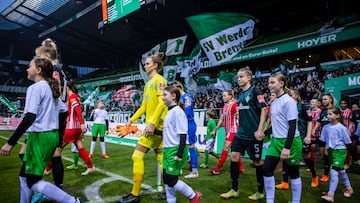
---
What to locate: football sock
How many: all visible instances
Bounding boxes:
[291,177,302,203]
[19,176,32,203]
[216,150,228,170]
[328,169,338,195]
[73,152,79,166]
[189,147,198,172]
[304,158,316,178]
[255,165,264,193]
[52,156,64,189]
[282,162,289,183]
[230,161,239,191]
[31,180,74,202]
[165,184,176,203]
[210,152,219,159]
[131,149,145,196]
[79,147,93,168]
[173,180,196,200]
[204,150,209,165]
[310,145,316,161]
[239,156,244,171]
[339,169,351,189]
[264,176,275,203]
[90,141,96,154]
[100,141,106,154]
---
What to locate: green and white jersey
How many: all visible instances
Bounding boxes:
[236,86,267,141]
[271,93,300,139]
[163,105,188,148]
[320,123,351,150]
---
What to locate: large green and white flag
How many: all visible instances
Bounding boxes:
[210,71,237,91]
[187,13,256,65]
[140,35,187,83]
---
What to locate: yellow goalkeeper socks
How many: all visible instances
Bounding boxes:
[131,149,145,196]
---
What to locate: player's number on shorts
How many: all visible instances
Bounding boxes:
[254,143,260,153]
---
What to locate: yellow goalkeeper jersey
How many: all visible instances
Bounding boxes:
[131,73,168,130]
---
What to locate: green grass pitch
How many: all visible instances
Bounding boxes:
[1,130,359,202]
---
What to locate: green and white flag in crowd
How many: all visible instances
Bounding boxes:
[83,87,99,107]
[187,12,257,65]
[210,71,237,91]
[163,57,178,84]
[140,35,187,83]
[0,94,17,112]
[176,44,202,78]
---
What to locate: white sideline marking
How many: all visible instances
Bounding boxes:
[0,135,157,202]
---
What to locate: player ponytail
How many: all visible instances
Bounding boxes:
[150,52,167,71]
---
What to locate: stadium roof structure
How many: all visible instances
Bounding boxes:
[0,0,357,68]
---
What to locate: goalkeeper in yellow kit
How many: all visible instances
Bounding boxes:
[118,52,168,203]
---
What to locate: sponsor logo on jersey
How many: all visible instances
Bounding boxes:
[185,99,191,106]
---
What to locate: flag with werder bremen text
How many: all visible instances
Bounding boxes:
[187,12,257,66]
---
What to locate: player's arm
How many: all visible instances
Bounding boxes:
[1,112,36,156]
[147,93,166,127]
[254,88,267,140]
[7,113,36,146]
[130,99,146,123]
[73,99,85,132]
[303,105,312,144]
[258,107,267,131]
[175,134,187,160]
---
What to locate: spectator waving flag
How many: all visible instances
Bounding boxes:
[187,12,257,65]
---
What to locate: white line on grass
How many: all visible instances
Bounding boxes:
[0,135,157,203]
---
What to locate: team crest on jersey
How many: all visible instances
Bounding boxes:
[257,95,265,103]
[245,95,250,103]
[159,83,165,90]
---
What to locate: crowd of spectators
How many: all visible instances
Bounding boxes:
[1,63,359,118]
[194,64,360,109]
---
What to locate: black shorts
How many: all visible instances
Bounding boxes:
[231,136,263,161]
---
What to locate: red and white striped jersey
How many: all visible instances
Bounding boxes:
[310,108,322,128]
[222,101,238,133]
[341,108,352,129]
